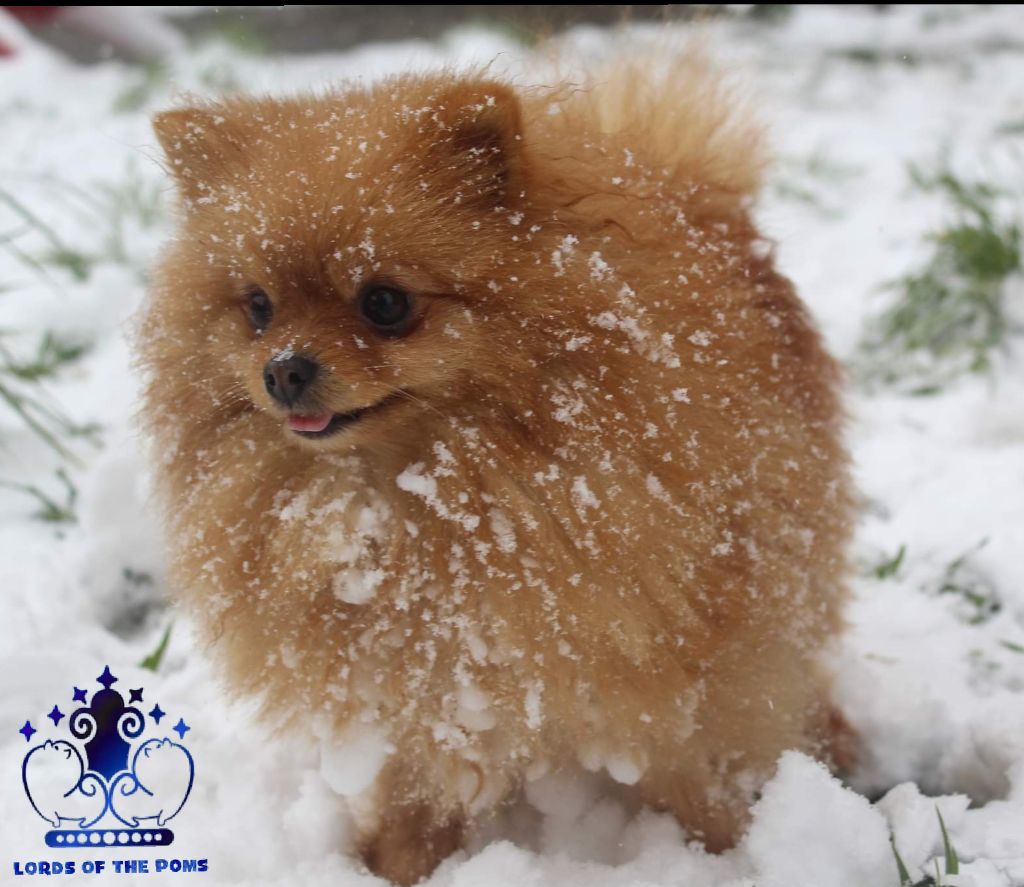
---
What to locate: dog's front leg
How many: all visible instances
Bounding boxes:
[351,761,465,885]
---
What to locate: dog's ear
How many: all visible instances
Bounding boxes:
[153,106,250,204]
[422,81,526,207]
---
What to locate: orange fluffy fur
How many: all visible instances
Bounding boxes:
[139,54,853,884]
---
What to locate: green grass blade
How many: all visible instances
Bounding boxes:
[0,377,75,461]
[890,833,914,886]
[936,808,959,875]
[139,623,174,673]
[875,544,907,579]
[0,473,77,523]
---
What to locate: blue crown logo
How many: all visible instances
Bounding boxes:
[19,665,194,849]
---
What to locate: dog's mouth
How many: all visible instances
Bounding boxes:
[286,394,403,439]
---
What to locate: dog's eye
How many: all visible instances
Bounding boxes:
[245,287,273,333]
[359,285,413,336]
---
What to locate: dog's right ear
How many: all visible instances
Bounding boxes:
[420,81,527,208]
[153,106,249,204]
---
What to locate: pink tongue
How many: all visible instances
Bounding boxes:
[288,413,333,433]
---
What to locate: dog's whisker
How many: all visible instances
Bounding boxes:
[375,384,448,421]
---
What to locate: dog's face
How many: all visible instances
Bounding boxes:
[151,78,574,454]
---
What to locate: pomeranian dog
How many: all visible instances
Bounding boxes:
[139,53,853,884]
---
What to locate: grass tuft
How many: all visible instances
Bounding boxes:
[0,188,93,282]
[0,170,157,482]
[0,335,100,461]
[859,164,1022,391]
[1,331,90,382]
[889,810,964,886]
[0,468,77,523]
[938,538,1000,625]
[874,544,908,580]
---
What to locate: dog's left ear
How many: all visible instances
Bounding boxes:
[153,105,250,204]
[423,81,526,206]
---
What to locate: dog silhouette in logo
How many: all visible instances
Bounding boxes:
[109,738,194,828]
[22,740,107,829]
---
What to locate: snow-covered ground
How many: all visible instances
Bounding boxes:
[2,6,1024,886]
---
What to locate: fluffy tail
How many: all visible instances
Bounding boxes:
[548,48,765,198]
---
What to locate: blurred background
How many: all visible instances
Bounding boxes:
[3,6,786,62]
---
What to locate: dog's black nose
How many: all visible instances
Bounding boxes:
[264,354,319,407]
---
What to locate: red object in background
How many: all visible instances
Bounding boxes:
[2,5,185,61]
[5,6,63,25]
[1,6,61,56]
